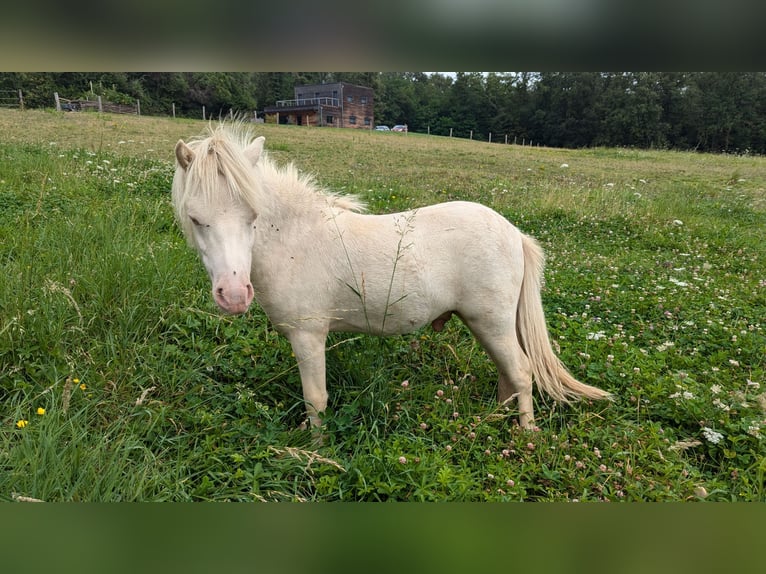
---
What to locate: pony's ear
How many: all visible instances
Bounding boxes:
[175,140,195,170]
[244,136,265,166]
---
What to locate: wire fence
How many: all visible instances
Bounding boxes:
[0,89,24,109]
[54,92,139,115]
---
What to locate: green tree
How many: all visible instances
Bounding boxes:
[184,73,257,118]
[693,72,758,152]
[597,73,665,148]
[446,72,489,139]
[127,72,190,116]
[411,72,453,135]
[533,72,602,147]
[376,72,416,127]
[485,72,528,143]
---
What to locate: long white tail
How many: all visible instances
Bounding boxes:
[517,234,612,403]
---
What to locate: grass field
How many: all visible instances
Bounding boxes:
[1,108,764,501]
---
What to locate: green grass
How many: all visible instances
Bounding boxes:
[1,109,764,501]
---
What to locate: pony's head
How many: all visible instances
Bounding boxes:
[171,126,265,315]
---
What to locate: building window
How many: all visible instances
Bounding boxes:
[364,117,371,126]
[346,95,353,103]
[349,116,357,125]
[326,115,334,124]
[361,96,367,104]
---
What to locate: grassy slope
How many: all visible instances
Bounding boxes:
[1,109,764,501]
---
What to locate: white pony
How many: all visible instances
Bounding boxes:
[171,125,610,430]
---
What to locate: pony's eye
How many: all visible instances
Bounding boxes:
[190,216,207,227]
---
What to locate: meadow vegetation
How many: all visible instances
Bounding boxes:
[1,109,764,501]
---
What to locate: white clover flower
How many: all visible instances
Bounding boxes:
[702,427,724,444]
[712,398,731,412]
[657,341,675,352]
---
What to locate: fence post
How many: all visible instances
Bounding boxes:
[97,96,103,113]
[54,92,61,112]
[449,128,453,137]
[18,89,24,110]
[470,130,473,140]
[136,100,141,115]
[202,105,206,120]
[489,132,492,143]
[172,103,176,118]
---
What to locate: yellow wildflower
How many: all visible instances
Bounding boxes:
[16,420,28,428]
[79,383,86,391]
[37,407,46,416]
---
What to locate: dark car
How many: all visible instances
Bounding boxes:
[392,124,408,132]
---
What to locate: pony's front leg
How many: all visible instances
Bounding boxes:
[287,329,329,429]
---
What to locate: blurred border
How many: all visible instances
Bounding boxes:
[1,504,763,573]
[1,0,763,70]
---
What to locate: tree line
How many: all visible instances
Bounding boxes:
[2,72,765,154]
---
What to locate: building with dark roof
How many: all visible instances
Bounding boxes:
[263,82,374,128]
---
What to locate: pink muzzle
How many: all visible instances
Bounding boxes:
[213,278,254,315]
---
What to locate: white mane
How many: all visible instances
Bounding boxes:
[171,123,365,245]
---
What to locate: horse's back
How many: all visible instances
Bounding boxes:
[410,200,519,239]
[325,201,525,334]
[411,201,526,304]
[401,200,524,273]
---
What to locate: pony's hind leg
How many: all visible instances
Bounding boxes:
[462,316,535,429]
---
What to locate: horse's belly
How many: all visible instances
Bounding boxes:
[328,296,435,336]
